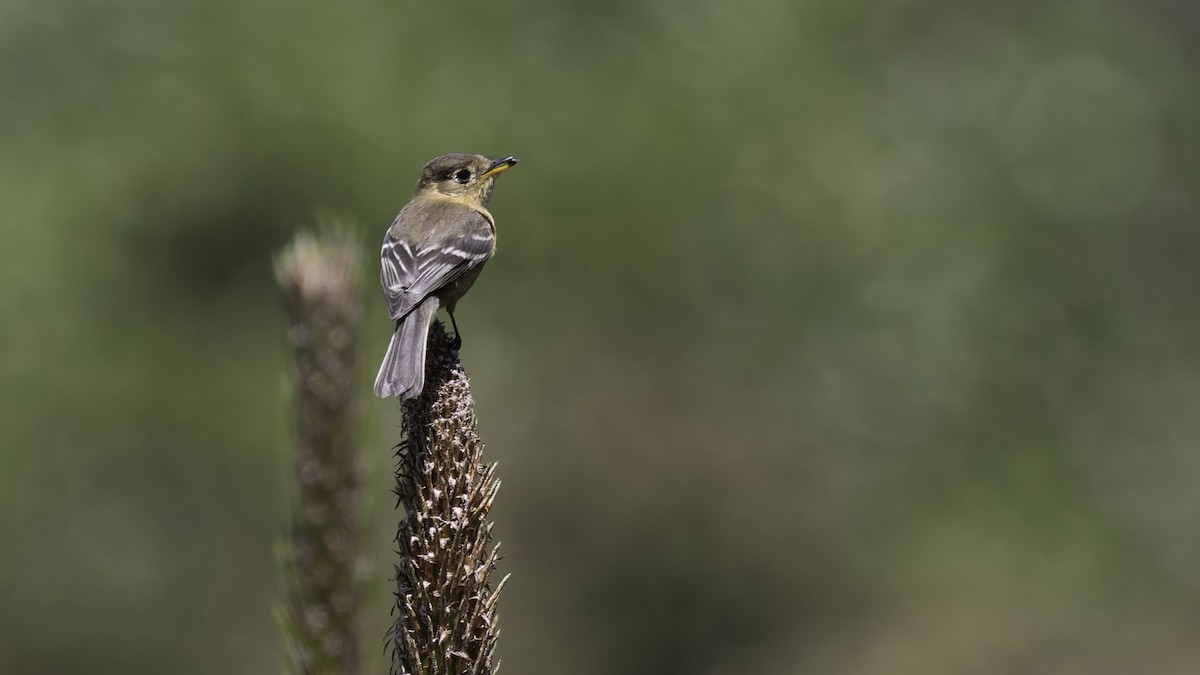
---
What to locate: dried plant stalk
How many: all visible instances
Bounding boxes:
[276,230,365,675]
[391,322,506,675]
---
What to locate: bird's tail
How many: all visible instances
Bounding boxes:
[373,297,440,399]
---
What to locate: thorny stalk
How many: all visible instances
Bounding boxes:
[390,322,506,675]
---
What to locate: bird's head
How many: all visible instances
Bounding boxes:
[415,153,519,208]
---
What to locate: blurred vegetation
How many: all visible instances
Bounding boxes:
[276,230,364,675]
[2,0,1200,673]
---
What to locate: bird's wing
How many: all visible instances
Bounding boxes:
[380,206,495,320]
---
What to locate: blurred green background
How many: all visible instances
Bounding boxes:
[4,0,1200,673]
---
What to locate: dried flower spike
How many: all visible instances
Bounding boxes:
[391,323,505,675]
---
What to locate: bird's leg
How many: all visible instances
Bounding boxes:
[447,307,463,351]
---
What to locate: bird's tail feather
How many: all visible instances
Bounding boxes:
[373,297,440,399]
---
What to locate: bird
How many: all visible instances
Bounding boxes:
[373,153,519,399]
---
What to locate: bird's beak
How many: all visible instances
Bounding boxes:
[480,156,519,178]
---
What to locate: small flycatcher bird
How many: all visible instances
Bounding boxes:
[373,153,519,399]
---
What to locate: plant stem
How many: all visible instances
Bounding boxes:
[391,322,506,675]
[276,230,364,675]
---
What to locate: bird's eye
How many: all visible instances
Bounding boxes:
[453,169,472,184]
